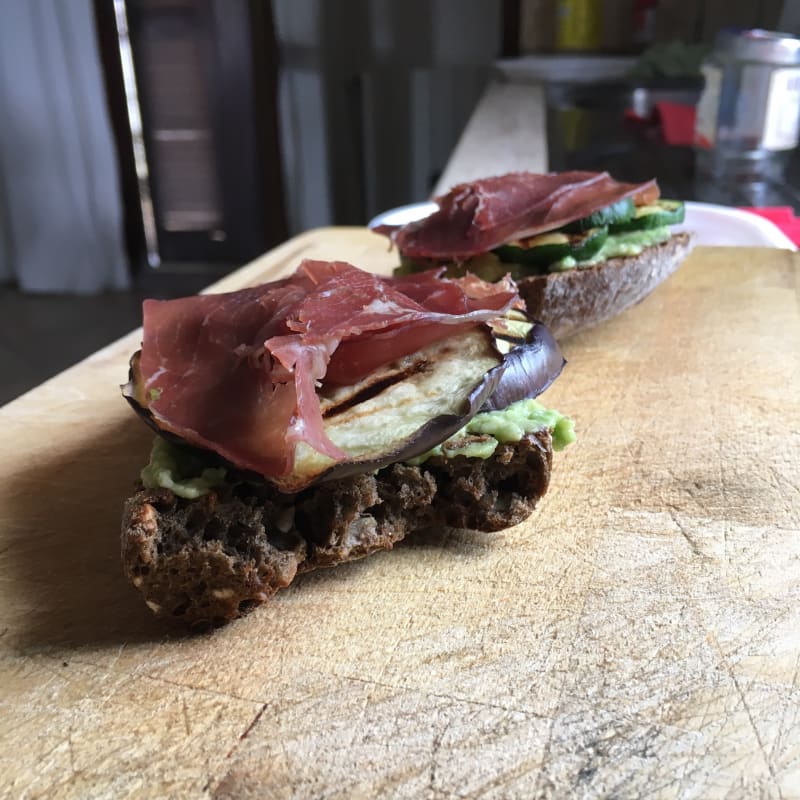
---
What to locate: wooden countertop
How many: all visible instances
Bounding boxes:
[1,228,798,798]
[433,81,548,195]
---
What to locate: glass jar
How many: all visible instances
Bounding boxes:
[694,29,800,206]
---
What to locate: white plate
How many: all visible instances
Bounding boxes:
[675,202,796,249]
[369,201,797,250]
[369,201,437,230]
[494,55,637,85]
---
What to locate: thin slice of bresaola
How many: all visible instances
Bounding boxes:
[124,261,525,491]
[376,171,659,259]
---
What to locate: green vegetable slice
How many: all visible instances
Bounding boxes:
[609,200,685,232]
[494,226,609,267]
[396,253,512,282]
[561,198,635,232]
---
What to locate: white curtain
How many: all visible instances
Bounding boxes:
[0,0,130,293]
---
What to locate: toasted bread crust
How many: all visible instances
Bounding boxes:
[518,232,693,338]
[122,431,553,628]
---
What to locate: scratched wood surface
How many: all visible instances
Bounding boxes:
[0,228,798,799]
[432,81,548,196]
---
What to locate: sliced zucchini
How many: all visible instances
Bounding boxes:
[396,255,441,275]
[395,253,512,282]
[561,198,635,232]
[494,226,609,267]
[609,200,685,233]
[447,253,511,282]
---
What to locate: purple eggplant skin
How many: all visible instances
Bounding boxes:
[481,321,565,412]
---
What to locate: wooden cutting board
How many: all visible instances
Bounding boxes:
[1,228,798,799]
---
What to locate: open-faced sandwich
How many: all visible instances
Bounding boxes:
[121,260,574,627]
[375,171,693,338]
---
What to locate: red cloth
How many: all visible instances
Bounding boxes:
[740,206,800,246]
[654,102,696,146]
[623,102,697,146]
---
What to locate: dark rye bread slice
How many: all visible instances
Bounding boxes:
[122,430,552,628]
[518,232,693,339]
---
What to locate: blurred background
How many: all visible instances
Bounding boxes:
[0,0,798,402]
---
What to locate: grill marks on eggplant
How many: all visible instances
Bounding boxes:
[320,359,431,419]
[292,328,504,483]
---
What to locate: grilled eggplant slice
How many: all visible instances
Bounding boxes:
[123,317,564,491]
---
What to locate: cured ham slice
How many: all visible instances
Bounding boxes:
[376,171,660,259]
[131,260,518,487]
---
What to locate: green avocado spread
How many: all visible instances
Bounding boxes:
[398,227,671,280]
[550,226,671,271]
[141,398,575,497]
[141,438,228,499]
[407,398,575,465]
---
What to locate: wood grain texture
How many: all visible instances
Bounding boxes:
[1,229,798,799]
[432,82,548,197]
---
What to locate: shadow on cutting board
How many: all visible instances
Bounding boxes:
[4,419,180,653]
[4,412,501,654]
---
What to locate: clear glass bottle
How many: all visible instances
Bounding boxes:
[694,29,800,206]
